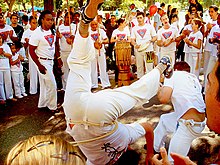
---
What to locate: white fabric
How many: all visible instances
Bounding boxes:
[183,24,193,54]
[187,31,203,53]
[157,26,178,53]
[204,20,217,51]
[60,51,70,90]
[0,25,17,43]
[11,71,26,97]
[58,23,76,52]
[185,53,201,78]
[29,27,56,59]
[10,53,23,72]
[164,71,205,119]
[0,70,13,100]
[131,24,156,52]
[64,31,161,164]
[111,27,130,41]
[90,28,110,88]
[21,28,39,94]
[154,13,162,32]
[208,24,220,57]
[0,43,12,71]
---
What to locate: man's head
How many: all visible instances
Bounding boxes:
[110,15,116,24]
[64,12,73,25]
[22,15,28,25]
[205,54,220,134]
[38,10,54,31]
[209,5,218,20]
[174,61,190,72]
[90,20,98,31]
[10,13,19,25]
[136,12,145,25]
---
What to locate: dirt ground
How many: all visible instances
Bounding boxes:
[0,74,219,164]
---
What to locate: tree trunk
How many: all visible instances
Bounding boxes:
[78,0,83,8]
[22,2,26,10]
[4,0,16,12]
[44,0,54,12]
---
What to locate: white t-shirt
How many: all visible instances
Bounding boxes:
[21,28,34,43]
[157,26,179,53]
[29,27,56,59]
[58,23,76,52]
[164,71,205,120]
[154,13,162,32]
[131,24,156,52]
[183,24,193,53]
[89,28,107,53]
[111,27,130,41]
[187,31,203,53]
[0,43,12,71]
[10,53,23,72]
[209,24,220,57]
[0,25,17,44]
[204,20,217,51]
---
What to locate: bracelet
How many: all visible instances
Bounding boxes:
[57,56,61,60]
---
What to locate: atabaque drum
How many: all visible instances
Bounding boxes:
[115,42,131,86]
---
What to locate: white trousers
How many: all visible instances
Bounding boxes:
[185,53,201,78]
[11,71,26,97]
[37,59,57,110]
[154,112,205,162]
[91,51,111,88]
[29,55,39,94]
[64,31,161,164]
[61,51,70,90]
[0,70,13,100]
[203,51,211,87]
[134,50,154,78]
[204,55,218,93]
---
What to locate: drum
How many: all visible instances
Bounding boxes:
[115,42,131,86]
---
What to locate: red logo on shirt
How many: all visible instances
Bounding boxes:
[162,31,172,39]
[61,32,71,38]
[44,34,54,47]
[137,29,147,38]
[116,34,126,40]
[213,32,220,39]
[189,37,195,43]
[91,33,99,41]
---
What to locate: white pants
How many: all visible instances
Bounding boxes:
[29,55,39,94]
[11,71,26,97]
[38,59,57,110]
[203,51,211,86]
[134,50,154,78]
[91,51,110,88]
[154,113,205,162]
[160,51,175,66]
[185,53,201,78]
[64,31,161,164]
[61,51,70,90]
[0,70,13,100]
[204,55,218,93]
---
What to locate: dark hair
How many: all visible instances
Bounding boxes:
[171,8,178,16]
[22,15,28,22]
[167,5,172,17]
[136,12,145,17]
[169,14,178,24]
[174,61,190,72]
[10,13,18,19]
[117,18,125,25]
[64,12,74,19]
[38,10,55,35]
[160,2,165,7]
[209,5,219,12]
[189,4,197,14]
[29,16,37,23]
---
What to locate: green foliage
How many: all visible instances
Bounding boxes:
[56,0,63,10]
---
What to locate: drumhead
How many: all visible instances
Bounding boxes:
[137,42,150,52]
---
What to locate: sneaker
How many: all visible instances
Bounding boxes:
[16,95,23,99]
[159,56,173,78]
[22,93,27,97]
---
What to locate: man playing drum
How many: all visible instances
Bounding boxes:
[63,0,172,164]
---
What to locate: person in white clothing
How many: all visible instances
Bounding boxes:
[203,5,218,88]
[90,19,111,89]
[29,10,61,113]
[21,16,39,95]
[131,12,157,78]
[63,1,172,164]
[57,12,76,91]
[0,35,17,105]
[9,43,27,99]
[157,14,179,66]
[154,61,206,163]
[184,18,203,78]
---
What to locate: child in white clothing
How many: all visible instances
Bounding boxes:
[9,43,27,98]
[184,18,203,78]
